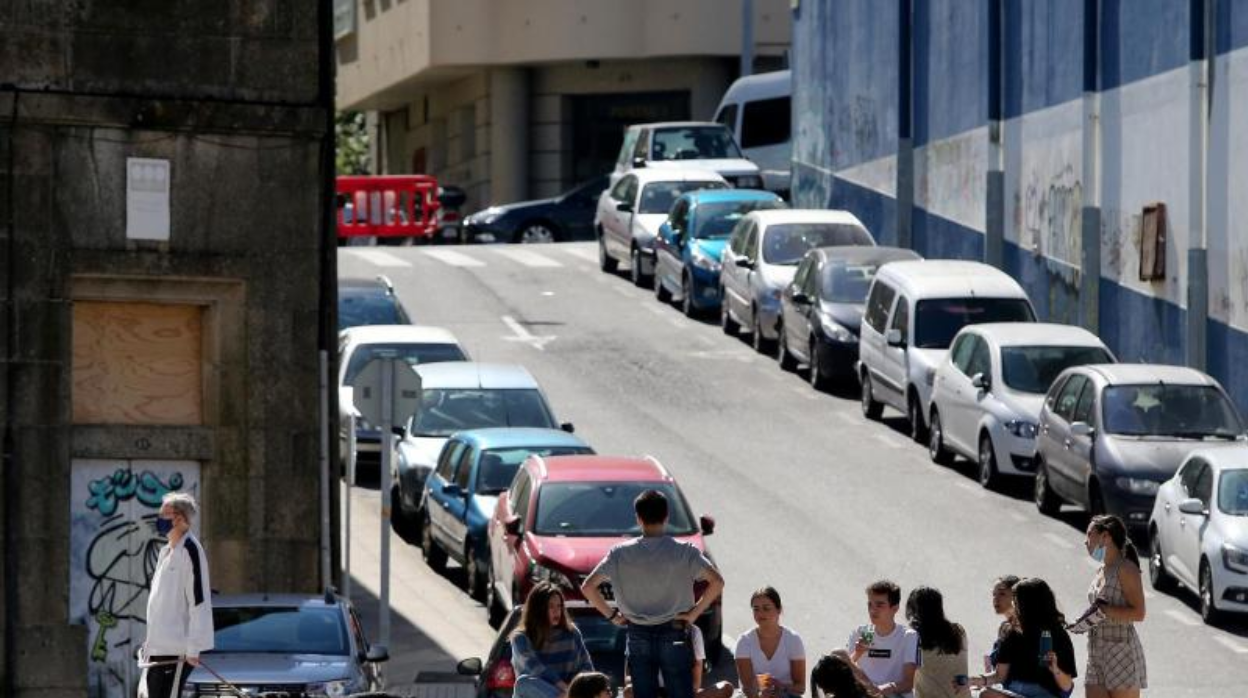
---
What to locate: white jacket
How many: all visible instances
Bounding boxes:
[144,533,214,657]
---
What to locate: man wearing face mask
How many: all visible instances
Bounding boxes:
[140,492,214,698]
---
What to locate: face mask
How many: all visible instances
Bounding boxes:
[156,517,175,536]
[1090,545,1106,563]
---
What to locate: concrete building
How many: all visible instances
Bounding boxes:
[792,0,1248,410]
[0,4,336,697]
[335,0,791,207]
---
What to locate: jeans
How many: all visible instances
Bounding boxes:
[626,622,694,698]
[1001,680,1061,698]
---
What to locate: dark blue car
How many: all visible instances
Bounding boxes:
[462,176,609,244]
[418,428,594,599]
[652,189,786,316]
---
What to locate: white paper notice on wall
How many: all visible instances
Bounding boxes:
[125,157,171,241]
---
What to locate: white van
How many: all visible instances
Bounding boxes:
[857,260,1036,443]
[713,70,792,195]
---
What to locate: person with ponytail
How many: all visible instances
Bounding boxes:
[970,578,1076,698]
[1074,514,1147,697]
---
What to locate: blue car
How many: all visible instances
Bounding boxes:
[652,189,786,316]
[418,428,593,599]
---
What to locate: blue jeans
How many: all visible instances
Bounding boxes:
[1001,680,1061,698]
[626,622,694,698]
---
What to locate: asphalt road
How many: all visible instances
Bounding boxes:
[339,242,1248,697]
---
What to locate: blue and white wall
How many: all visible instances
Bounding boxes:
[793,0,1248,411]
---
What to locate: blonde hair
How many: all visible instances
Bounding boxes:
[162,492,199,521]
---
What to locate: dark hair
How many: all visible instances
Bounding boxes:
[994,575,1021,590]
[810,652,874,698]
[751,586,783,610]
[905,586,965,655]
[1012,578,1065,635]
[634,490,669,525]
[568,671,612,698]
[513,582,573,650]
[1089,514,1140,565]
[866,580,901,607]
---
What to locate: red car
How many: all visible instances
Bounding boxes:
[485,454,723,660]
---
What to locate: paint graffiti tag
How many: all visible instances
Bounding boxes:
[1017,165,1083,266]
[86,467,183,516]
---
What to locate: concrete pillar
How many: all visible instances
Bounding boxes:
[489,67,530,205]
[1186,0,1213,370]
[896,0,914,250]
[1079,0,1101,333]
[985,0,1005,268]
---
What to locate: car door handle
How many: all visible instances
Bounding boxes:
[1164,502,1171,513]
[1063,438,1072,449]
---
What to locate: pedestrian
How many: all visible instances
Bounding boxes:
[581,489,726,698]
[987,576,1021,671]
[810,650,884,698]
[846,580,920,698]
[1074,515,1147,698]
[623,622,734,698]
[139,492,214,698]
[969,578,1076,698]
[903,586,968,698]
[736,586,806,698]
[511,582,595,698]
[569,671,614,698]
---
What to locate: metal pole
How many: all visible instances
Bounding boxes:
[319,351,331,591]
[741,0,754,77]
[344,413,356,601]
[378,359,394,649]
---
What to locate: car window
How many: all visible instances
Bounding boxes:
[533,482,697,536]
[864,281,896,333]
[913,298,1035,350]
[744,223,759,261]
[728,220,747,255]
[348,607,370,654]
[1180,460,1205,498]
[999,346,1114,395]
[338,289,407,331]
[692,199,784,239]
[1195,463,1215,506]
[1053,375,1089,423]
[639,181,726,215]
[1217,469,1248,516]
[950,335,977,374]
[609,175,631,200]
[889,295,910,343]
[650,125,743,161]
[476,446,595,495]
[669,199,689,235]
[741,96,791,149]
[820,260,886,303]
[791,256,813,293]
[1073,381,1096,424]
[760,223,874,265]
[633,130,651,162]
[454,446,474,489]
[434,442,465,481]
[715,103,738,130]
[802,259,819,296]
[617,130,639,168]
[1101,384,1245,437]
[512,473,533,531]
[343,342,467,385]
[213,606,349,655]
[966,337,991,378]
[411,389,557,437]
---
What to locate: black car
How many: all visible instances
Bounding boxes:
[339,276,412,331]
[463,176,609,244]
[777,246,922,389]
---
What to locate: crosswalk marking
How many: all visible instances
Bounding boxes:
[423,249,486,267]
[562,246,600,263]
[1213,635,1248,654]
[491,248,563,268]
[347,249,411,267]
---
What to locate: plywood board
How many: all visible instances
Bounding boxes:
[73,301,203,425]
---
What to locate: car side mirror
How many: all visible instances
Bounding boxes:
[699,514,716,536]
[1177,498,1206,516]
[734,257,754,269]
[366,645,390,663]
[791,291,811,305]
[457,657,484,676]
[971,373,990,391]
[1070,422,1095,439]
[560,422,575,433]
[632,157,647,168]
[616,201,633,213]
[391,425,407,438]
[886,328,905,347]
[442,483,464,498]
[504,516,521,536]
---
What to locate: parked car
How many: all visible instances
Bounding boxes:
[338,276,412,331]
[338,325,468,480]
[926,323,1115,488]
[776,246,921,390]
[713,70,792,195]
[181,592,388,697]
[392,363,573,538]
[456,601,627,698]
[486,454,723,660]
[612,121,763,189]
[858,260,1035,442]
[653,188,786,316]
[463,176,609,244]
[1034,364,1246,529]
[596,168,728,287]
[419,427,594,599]
[1149,447,1248,624]
[720,209,876,353]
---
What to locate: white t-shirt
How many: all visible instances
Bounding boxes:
[845,624,920,698]
[735,626,806,686]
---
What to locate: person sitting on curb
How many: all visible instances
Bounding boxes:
[569,671,614,698]
[736,586,806,698]
[511,582,595,698]
[811,650,884,698]
[846,580,920,698]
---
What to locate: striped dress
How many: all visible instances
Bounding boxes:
[511,628,595,698]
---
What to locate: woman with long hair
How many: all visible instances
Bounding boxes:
[904,587,968,698]
[810,651,883,698]
[736,587,807,698]
[970,578,1077,698]
[511,582,594,698]
[987,575,1020,670]
[1077,514,1147,697]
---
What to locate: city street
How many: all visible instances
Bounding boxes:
[340,242,1248,698]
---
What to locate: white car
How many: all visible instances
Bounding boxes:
[338,325,468,475]
[612,121,763,188]
[927,323,1115,489]
[713,70,791,194]
[1150,447,1248,624]
[596,168,728,287]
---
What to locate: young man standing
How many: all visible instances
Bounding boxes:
[581,490,725,698]
[846,580,919,698]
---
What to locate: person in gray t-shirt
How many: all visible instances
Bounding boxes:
[581,490,724,698]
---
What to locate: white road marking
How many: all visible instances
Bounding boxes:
[1163,608,1201,626]
[1212,635,1248,654]
[501,316,555,351]
[562,247,600,263]
[1043,532,1076,549]
[541,291,555,297]
[423,249,485,267]
[347,249,411,267]
[493,248,563,268]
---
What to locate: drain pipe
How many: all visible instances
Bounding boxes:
[1080,0,1102,333]
[1187,0,1213,370]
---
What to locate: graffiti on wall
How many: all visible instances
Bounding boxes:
[1015,164,1083,267]
[70,459,200,698]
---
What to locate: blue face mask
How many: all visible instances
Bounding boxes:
[1090,545,1106,563]
[155,517,175,536]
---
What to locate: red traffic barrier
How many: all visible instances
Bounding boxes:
[336,175,441,239]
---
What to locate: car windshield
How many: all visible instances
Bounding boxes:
[533,482,697,536]
[914,298,1035,349]
[477,446,594,495]
[639,182,726,214]
[344,343,466,384]
[1000,346,1114,394]
[212,606,348,655]
[692,200,784,239]
[410,389,556,437]
[650,126,743,161]
[1218,469,1248,516]
[1101,384,1244,438]
[761,224,873,265]
[338,292,406,330]
[820,262,885,303]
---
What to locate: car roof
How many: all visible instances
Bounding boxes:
[1081,363,1219,386]
[813,245,921,266]
[750,209,868,228]
[685,189,781,205]
[340,324,460,346]
[630,121,724,131]
[339,277,392,293]
[452,427,590,451]
[963,322,1108,348]
[873,260,1029,298]
[212,593,345,609]
[532,455,673,483]
[624,168,728,185]
[413,362,540,390]
[720,70,791,102]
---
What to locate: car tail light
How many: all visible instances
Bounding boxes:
[487,659,516,690]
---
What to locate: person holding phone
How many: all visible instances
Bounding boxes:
[969,578,1076,698]
[1077,515,1147,698]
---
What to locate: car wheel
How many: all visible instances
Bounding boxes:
[598,234,617,273]
[465,543,487,601]
[485,563,505,628]
[390,486,416,541]
[654,271,672,303]
[516,221,557,244]
[861,373,883,420]
[720,295,740,335]
[681,274,698,318]
[808,340,828,391]
[751,308,772,353]
[1149,529,1177,593]
[776,325,797,372]
[1200,560,1223,626]
[978,433,1002,490]
[908,393,928,444]
[1034,459,1062,516]
[420,513,448,573]
[928,410,954,465]
[630,248,651,288]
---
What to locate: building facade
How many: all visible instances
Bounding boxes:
[793,0,1248,409]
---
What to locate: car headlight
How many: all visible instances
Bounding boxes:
[819,314,854,343]
[1004,420,1039,439]
[691,249,721,272]
[473,208,503,225]
[1115,477,1160,496]
[308,680,351,698]
[530,562,575,590]
[1223,543,1248,574]
[734,174,763,189]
